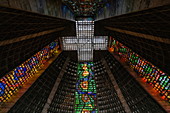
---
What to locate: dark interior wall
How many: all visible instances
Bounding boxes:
[8,52,68,113]
[96,4,170,39]
[0,33,58,78]
[63,51,78,62]
[103,52,166,112]
[0,6,76,77]
[0,0,74,20]
[109,31,170,75]
[96,0,170,20]
[94,60,126,112]
[94,4,170,75]
[0,6,76,41]
[93,50,108,61]
[47,59,77,113]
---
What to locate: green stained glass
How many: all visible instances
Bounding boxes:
[75,62,98,113]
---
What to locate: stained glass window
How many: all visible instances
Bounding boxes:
[75,62,98,113]
[109,36,170,103]
[0,40,60,103]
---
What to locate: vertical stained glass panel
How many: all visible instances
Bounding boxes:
[75,62,98,113]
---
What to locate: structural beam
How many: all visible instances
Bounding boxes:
[0,27,65,46]
[41,57,70,113]
[101,58,131,113]
[105,27,170,44]
[111,53,170,113]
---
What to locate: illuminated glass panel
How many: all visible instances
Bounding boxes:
[0,40,60,103]
[76,21,94,61]
[62,20,108,61]
[109,36,170,103]
[62,36,108,51]
[75,62,98,113]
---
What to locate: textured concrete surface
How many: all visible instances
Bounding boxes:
[96,0,170,20]
[0,0,74,20]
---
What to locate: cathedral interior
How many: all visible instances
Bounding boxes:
[0,0,170,113]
